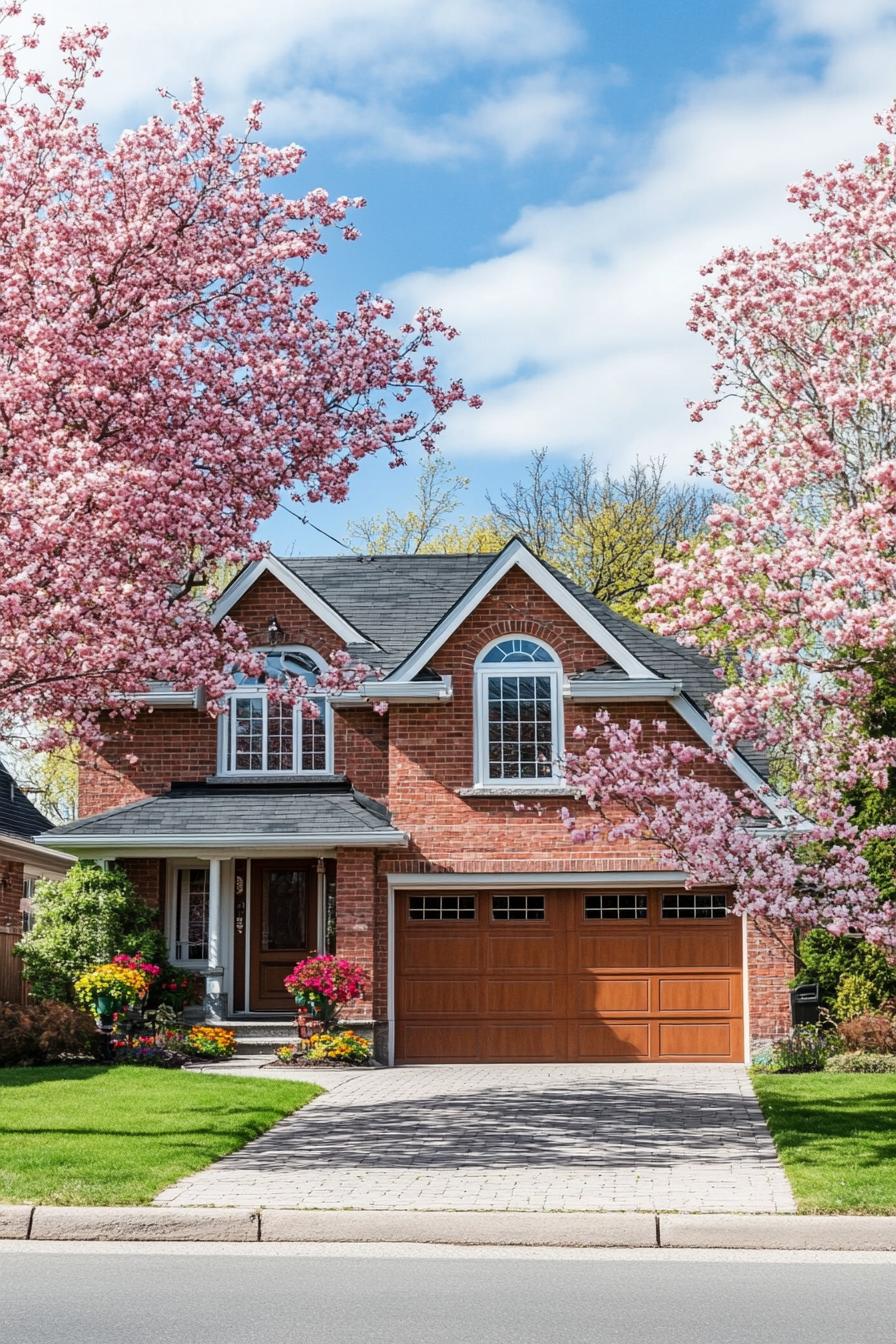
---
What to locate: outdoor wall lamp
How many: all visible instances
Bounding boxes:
[267,615,284,645]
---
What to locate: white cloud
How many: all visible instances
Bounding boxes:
[391,3,896,473]
[40,0,590,161]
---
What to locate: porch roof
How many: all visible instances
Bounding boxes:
[34,781,407,854]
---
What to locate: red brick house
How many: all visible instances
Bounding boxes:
[36,539,794,1063]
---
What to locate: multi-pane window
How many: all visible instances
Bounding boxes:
[20,876,37,933]
[174,868,210,961]
[221,647,331,775]
[585,892,648,920]
[409,894,476,920]
[491,893,545,921]
[476,638,562,785]
[661,891,730,919]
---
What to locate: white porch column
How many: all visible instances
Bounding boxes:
[204,857,226,1020]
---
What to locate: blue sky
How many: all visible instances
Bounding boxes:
[50,0,896,553]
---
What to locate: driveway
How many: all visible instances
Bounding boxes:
[154,1064,795,1214]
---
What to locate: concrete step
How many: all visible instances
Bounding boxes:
[208,1018,296,1041]
[233,1037,295,1057]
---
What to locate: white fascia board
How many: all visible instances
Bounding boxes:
[358,677,453,703]
[669,694,793,825]
[387,540,656,683]
[566,678,681,701]
[35,830,408,852]
[0,835,75,865]
[387,870,694,889]
[211,556,377,649]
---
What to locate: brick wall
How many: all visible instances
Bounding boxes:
[747,917,795,1051]
[115,857,165,916]
[79,711,217,815]
[334,847,375,1026]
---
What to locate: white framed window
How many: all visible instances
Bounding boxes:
[171,866,210,963]
[218,646,333,776]
[474,636,564,787]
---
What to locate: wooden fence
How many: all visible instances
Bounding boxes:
[0,927,26,1004]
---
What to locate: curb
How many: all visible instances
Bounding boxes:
[2,1205,896,1250]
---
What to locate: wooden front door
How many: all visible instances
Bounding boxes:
[250,861,318,1011]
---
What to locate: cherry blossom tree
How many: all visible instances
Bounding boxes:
[0,5,476,751]
[563,103,896,946]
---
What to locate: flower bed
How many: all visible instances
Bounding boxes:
[273,1030,372,1067]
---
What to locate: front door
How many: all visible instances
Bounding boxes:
[250,861,318,1011]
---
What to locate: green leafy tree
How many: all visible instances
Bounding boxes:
[15,862,167,1002]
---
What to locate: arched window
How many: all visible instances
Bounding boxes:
[474,637,563,787]
[219,647,332,775]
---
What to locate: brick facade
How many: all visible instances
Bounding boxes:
[0,857,24,928]
[76,560,794,1057]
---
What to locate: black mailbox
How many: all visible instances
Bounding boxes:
[790,981,821,1025]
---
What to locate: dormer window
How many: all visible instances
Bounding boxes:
[474,637,563,787]
[219,648,332,775]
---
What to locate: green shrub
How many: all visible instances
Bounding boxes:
[825,1052,896,1073]
[15,862,166,1002]
[793,929,896,1012]
[768,1024,837,1073]
[0,1000,97,1066]
[837,1014,896,1053]
[832,973,882,1021]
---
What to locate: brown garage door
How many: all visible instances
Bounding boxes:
[395,888,743,1063]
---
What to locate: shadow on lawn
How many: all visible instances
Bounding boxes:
[0,1064,114,1088]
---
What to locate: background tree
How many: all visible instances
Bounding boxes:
[349,448,714,617]
[0,7,475,754]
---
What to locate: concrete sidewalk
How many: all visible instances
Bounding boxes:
[2,1205,895,1250]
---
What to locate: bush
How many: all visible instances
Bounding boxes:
[183,1025,236,1060]
[15,862,167,1002]
[304,1030,371,1065]
[0,1000,97,1066]
[832,973,881,1022]
[767,1024,837,1073]
[148,967,203,1013]
[793,929,896,1013]
[837,1013,896,1053]
[825,1052,896,1073]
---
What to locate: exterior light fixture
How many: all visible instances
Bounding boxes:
[267,615,284,645]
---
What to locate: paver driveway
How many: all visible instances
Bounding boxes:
[155,1064,795,1213]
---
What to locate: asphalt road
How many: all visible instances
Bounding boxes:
[2,1244,895,1344]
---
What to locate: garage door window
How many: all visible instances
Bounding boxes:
[584,892,648,920]
[409,894,476,920]
[491,894,545,920]
[662,891,729,919]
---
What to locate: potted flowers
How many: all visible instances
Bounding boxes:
[74,961,151,1025]
[283,955,369,1033]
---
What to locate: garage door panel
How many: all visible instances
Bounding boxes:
[486,978,564,1016]
[573,976,650,1014]
[400,977,481,1017]
[486,934,564,972]
[657,1021,740,1059]
[480,1022,565,1061]
[654,932,738,968]
[574,935,651,968]
[657,975,738,1013]
[398,1024,482,1061]
[571,1021,651,1059]
[401,934,482,972]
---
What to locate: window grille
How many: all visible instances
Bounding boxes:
[175,868,210,959]
[584,892,648,920]
[661,891,729,919]
[491,893,545,921]
[408,894,476,920]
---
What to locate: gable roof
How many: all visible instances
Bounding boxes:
[0,759,52,843]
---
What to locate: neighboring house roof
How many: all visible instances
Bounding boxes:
[36,780,408,851]
[0,759,52,843]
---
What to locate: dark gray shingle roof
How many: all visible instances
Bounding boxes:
[0,760,52,842]
[41,781,404,842]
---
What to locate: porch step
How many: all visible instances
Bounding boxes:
[203,1017,298,1058]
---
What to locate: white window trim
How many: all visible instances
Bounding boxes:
[217,645,335,777]
[167,862,211,968]
[474,636,565,789]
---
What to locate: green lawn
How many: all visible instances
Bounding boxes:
[0,1066,321,1206]
[752,1072,896,1214]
